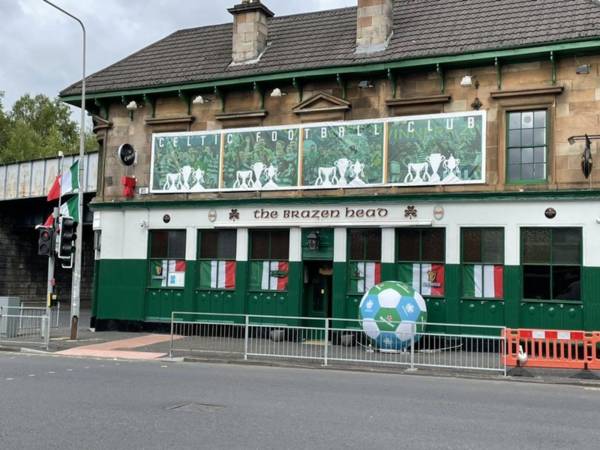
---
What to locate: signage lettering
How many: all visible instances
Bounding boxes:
[252,207,389,221]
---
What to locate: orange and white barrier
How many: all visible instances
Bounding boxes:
[505,328,593,370]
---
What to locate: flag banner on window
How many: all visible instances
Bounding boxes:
[149,260,168,288]
[350,262,381,293]
[398,263,444,297]
[167,260,186,288]
[199,260,236,290]
[249,261,288,291]
[463,265,503,298]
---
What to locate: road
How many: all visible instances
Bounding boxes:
[0,353,599,450]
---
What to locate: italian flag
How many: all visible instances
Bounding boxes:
[167,260,186,288]
[398,263,445,296]
[200,261,236,289]
[59,195,79,222]
[250,261,288,291]
[463,265,503,298]
[47,160,80,201]
[350,262,381,293]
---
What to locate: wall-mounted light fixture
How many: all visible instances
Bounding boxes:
[307,231,320,251]
[125,100,139,120]
[568,134,600,179]
[270,88,287,97]
[193,95,212,104]
[460,75,482,110]
[358,80,374,89]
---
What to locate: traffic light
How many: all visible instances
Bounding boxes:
[58,216,76,259]
[37,227,54,256]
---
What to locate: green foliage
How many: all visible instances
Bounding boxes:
[303,124,384,185]
[0,93,96,165]
[388,116,483,183]
[152,134,221,190]
[223,129,299,188]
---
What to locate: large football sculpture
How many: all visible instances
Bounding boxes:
[359,281,427,350]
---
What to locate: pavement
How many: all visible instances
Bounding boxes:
[1,353,600,450]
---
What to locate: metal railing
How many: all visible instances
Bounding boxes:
[19,302,62,328]
[0,309,50,349]
[170,312,506,374]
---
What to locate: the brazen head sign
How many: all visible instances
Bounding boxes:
[150,111,486,193]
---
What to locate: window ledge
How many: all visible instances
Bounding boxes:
[460,298,504,302]
[491,86,564,99]
[520,299,582,305]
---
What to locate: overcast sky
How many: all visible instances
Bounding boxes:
[0,0,355,110]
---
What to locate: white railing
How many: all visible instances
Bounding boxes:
[170,312,506,374]
[19,302,62,328]
[0,309,50,349]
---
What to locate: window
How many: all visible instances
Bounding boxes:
[507,110,548,182]
[198,230,237,290]
[397,229,445,297]
[348,229,382,294]
[149,230,186,288]
[521,228,581,301]
[249,230,289,291]
[461,228,504,299]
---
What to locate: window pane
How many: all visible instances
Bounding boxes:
[422,229,445,262]
[251,230,269,260]
[523,265,551,300]
[522,147,534,164]
[508,112,521,130]
[270,230,289,260]
[365,229,382,261]
[168,231,186,259]
[533,163,546,180]
[521,130,533,147]
[218,230,237,259]
[534,111,546,128]
[462,229,481,263]
[150,231,168,258]
[349,229,366,260]
[508,148,521,164]
[508,130,521,147]
[522,228,551,263]
[481,229,504,263]
[521,164,534,180]
[533,147,546,163]
[521,112,534,129]
[199,230,218,259]
[552,229,581,265]
[553,266,581,300]
[397,229,420,261]
[508,164,520,181]
[534,129,546,146]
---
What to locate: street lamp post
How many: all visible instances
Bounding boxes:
[42,0,86,340]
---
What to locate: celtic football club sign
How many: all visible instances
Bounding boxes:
[150,111,486,193]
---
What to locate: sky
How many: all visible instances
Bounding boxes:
[0,0,355,111]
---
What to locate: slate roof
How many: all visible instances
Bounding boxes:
[60,0,600,97]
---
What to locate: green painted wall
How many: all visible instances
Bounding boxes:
[94,258,600,331]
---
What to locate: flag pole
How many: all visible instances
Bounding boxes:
[43,0,86,340]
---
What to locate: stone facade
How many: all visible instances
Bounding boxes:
[0,200,94,308]
[96,54,600,204]
[229,0,273,64]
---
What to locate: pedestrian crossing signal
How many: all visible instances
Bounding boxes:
[37,227,54,257]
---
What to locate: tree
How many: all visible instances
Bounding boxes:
[0,93,96,165]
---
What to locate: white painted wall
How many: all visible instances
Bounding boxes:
[96,198,600,266]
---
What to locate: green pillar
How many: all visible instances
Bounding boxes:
[504,265,521,328]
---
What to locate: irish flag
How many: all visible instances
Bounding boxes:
[200,261,236,289]
[398,263,445,296]
[47,160,80,201]
[350,262,381,293]
[463,265,503,298]
[59,195,79,222]
[250,261,288,291]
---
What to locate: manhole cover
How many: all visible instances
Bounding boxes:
[166,402,225,413]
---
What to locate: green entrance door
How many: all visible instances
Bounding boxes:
[303,261,333,322]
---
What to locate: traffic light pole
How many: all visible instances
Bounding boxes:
[43,0,86,340]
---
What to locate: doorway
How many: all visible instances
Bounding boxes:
[303,261,333,319]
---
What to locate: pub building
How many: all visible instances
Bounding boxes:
[60,0,600,331]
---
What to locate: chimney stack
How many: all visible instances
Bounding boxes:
[228,0,274,64]
[356,0,394,54]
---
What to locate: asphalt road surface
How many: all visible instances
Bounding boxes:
[1,353,599,450]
